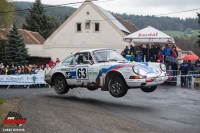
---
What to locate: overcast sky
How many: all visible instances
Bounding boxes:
[14,0,200,19]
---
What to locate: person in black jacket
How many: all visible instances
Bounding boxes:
[124,46,129,55]
[150,45,158,62]
[179,63,187,86]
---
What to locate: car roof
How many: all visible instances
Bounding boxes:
[79,48,114,53]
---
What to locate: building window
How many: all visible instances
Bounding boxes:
[77,23,81,31]
[85,23,90,29]
[95,23,99,32]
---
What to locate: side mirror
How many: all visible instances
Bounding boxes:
[85,60,93,65]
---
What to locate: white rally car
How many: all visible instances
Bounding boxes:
[44,49,168,98]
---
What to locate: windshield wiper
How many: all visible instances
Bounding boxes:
[97,60,108,63]
[108,59,118,62]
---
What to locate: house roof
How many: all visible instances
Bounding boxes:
[19,29,45,44]
[112,14,139,34]
[96,6,131,34]
[0,30,45,44]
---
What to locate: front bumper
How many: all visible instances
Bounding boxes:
[125,76,168,88]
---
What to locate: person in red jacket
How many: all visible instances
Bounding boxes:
[48,59,55,67]
[56,58,61,64]
[171,48,177,58]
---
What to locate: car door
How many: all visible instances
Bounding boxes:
[69,52,91,86]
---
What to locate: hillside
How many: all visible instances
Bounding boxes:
[14,1,200,31]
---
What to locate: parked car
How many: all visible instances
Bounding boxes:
[44,49,168,98]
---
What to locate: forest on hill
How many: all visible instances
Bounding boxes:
[13,1,200,57]
[14,1,200,31]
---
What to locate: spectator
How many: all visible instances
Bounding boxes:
[0,67,3,75]
[21,66,25,74]
[124,46,129,55]
[174,47,178,58]
[44,64,51,74]
[35,66,44,74]
[30,68,36,75]
[129,45,134,54]
[171,47,177,58]
[125,51,131,61]
[134,46,143,58]
[179,63,187,86]
[9,66,15,75]
[41,65,45,70]
[56,58,61,64]
[51,64,55,69]
[186,61,194,88]
[24,65,29,74]
[157,52,164,63]
[17,66,21,74]
[121,51,126,58]
[130,52,135,62]
[5,65,10,75]
[49,59,55,67]
[195,58,200,67]
[28,64,32,72]
[150,45,158,62]
[164,44,171,61]
[14,67,18,75]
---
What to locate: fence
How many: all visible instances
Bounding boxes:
[0,74,49,89]
[164,70,200,88]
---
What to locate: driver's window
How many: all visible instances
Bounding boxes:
[74,52,92,65]
[62,56,73,65]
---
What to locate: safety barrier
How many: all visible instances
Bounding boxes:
[0,74,50,89]
[164,70,200,88]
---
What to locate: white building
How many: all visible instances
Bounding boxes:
[42,0,138,60]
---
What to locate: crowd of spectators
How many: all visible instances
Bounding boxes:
[0,58,60,75]
[121,44,178,63]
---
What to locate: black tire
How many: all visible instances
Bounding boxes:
[141,86,157,93]
[54,76,69,94]
[87,87,99,91]
[108,77,128,98]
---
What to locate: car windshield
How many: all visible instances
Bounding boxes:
[93,50,127,63]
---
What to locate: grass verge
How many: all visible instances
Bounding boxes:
[0,98,21,126]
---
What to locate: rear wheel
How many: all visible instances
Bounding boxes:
[54,76,69,94]
[108,77,128,98]
[141,86,157,93]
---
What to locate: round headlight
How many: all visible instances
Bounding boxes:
[132,65,139,75]
[160,63,166,72]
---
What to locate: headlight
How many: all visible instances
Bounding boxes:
[132,65,139,75]
[160,63,166,72]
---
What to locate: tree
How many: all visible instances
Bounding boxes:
[22,0,58,39]
[197,13,200,47]
[3,23,29,66]
[0,0,15,31]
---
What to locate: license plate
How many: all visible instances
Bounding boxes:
[156,78,162,81]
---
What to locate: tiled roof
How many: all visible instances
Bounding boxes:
[19,29,45,44]
[112,14,139,34]
[0,30,45,44]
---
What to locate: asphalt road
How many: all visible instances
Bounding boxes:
[0,86,200,133]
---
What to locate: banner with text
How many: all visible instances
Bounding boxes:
[0,74,47,85]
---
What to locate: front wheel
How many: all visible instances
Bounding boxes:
[108,77,128,98]
[141,86,157,93]
[54,76,69,94]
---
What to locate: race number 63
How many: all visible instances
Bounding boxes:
[76,67,88,80]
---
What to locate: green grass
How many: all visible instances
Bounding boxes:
[0,98,4,105]
[163,30,199,38]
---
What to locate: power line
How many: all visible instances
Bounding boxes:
[155,8,200,16]
[0,0,112,14]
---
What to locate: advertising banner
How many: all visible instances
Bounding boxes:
[0,74,47,85]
